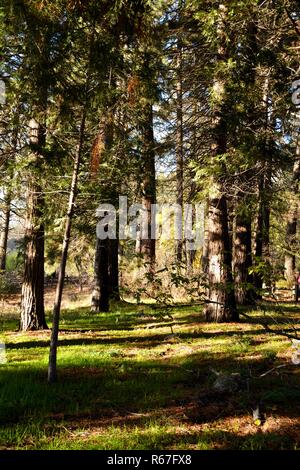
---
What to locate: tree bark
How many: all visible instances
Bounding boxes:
[20,119,47,331]
[48,110,86,383]
[254,166,272,294]
[253,178,263,294]
[136,227,141,254]
[91,237,110,312]
[253,74,273,294]
[203,3,237,322]
[262,174,271,287]
[140,103,156,270]
[233,211,254,305]
[285,148,300,285]
[185,200,196,272]
[201,199,209,274]
[0,192,11,271]
[20,26,49,331]
[91,108,119,308]
[205,191,237,322]
[175,29,184,263]
[108,238,120,300]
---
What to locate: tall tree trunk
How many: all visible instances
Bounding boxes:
[204,3,237,322]
[20,119,47,331]
[285,209,297,284]
[0,192,11,271]
[233,211,254,305]
[108,238,120,300]
[48,110,86,383]
[140,103,156,270]
[175,30,184,263]
[254,177,263,295]
[48,21,94,380]
[253,75,273,294]
[0,125,17,272]
[205,191,237,321]
[136,227,141,254]
[227,197,234,261]
[91,237,110,312]
[90,109,118,309]
[185,200,196,272]
[285,147,300,284]
[254,171,272,291]
[201,199,209,274]
[262,180,271,287]
[20,27,49,331]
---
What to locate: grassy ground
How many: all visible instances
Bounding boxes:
[0,292,300,450]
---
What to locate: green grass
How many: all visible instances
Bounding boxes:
[0,300,300,450]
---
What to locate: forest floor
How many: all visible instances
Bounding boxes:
[0,286,300,450]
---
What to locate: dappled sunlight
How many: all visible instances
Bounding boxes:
[1,300,300,449]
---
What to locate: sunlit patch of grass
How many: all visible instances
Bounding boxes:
[2,415,298,450]
[0,421,197,450]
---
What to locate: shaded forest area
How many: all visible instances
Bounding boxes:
[1,0,300,451]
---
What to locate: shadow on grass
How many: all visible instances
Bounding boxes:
[1,350,300,428]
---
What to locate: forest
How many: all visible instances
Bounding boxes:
[0,0,300,452]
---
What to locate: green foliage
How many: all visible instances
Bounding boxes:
[249,258,285,288]
[5,250,24,273]
[122,261,206,306]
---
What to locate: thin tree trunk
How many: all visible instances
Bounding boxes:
[262,181,271,287]
[254,167,272,294]
[285,148,300,284]
[175,29,184,263]
[254,177,263,295]
[227,198,234,258]
[185,200,196,272]
[140,103,156,270]
[48,111,86,383]
[136,227,141,254]
[0,125,17,272]
[0,192,11,271]
[202,199,209,274]
[285,211,297,284]
[253,75,273,294]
